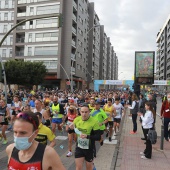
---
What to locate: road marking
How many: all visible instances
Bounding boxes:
[55,136,68,140]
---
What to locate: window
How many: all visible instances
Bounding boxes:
[5,1,8,8]
[11,12,14,20]
[3,25,7,33]
[3,39,7,45]
[2,49,6,57]
[28,47,32,56]
[30,7,34,12]
[36,18,58,28]
[34,46,58,56]
[78,52,82,59]
[78,40,82,47]
[12,0,15,8]
[9,49,12,57]
[4,13,8,20]
[28,33,32,42]
[35,32,59,42]
[37,5,60,15]
[10,37,13,45]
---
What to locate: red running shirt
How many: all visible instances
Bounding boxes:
[8,143,46,170]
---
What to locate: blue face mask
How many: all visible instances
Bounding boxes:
[14,132,35,150]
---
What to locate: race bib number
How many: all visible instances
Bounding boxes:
[116,110,120,114]
[78,137,89,149]
[53,112,58,118]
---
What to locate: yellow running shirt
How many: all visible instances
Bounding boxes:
[104,104,114,121]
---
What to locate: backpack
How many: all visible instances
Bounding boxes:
[147,129,157,144]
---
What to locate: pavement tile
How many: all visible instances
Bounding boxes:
[116,99,170,170]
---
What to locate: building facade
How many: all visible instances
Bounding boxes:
[0,0,14,59]
[0,0,118,90]
[99,25,107,80]
[156,14,170,80]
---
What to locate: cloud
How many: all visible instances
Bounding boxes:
[89,0,170,79]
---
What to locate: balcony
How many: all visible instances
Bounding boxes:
[18,0,27,4]
[16,38,25,43]
[16,25,26,30]
[72,40,76,47]
[71,54,76,60]
[72,27,77,34]
[36,23,58,28]
[17,12,26,17]
[73,1,77,10]
[72,14,77,22]
[18,0,51,4]
[37,9,58,15]
[71,67,76,75]
[16,51,24,56]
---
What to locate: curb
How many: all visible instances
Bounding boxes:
[110,108,127,170]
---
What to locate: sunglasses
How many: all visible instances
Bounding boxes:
[17,112,37,130]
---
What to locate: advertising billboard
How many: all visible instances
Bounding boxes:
[135,51,155,85]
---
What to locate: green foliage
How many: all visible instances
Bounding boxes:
[0,66,4,83]
[4,60,47,85]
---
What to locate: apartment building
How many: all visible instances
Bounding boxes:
[12,0,62,88]
[156,14,170,80]
[99,25,107,80]
[0,0,14,59]
[114,53,118,80]
[61,0,89,89]
[87,2,100,86]
[106,37,112,80]
[0,0,119,89]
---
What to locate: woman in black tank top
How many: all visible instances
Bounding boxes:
[0,99,10,144]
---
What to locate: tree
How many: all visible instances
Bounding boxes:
[3,60,47,86]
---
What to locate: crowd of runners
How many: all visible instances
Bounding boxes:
[0,88,160,169]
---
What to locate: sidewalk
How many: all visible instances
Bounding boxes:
[115,108,170,170]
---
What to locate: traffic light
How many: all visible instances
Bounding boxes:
[59,14,64,27]
[0,68,4,83]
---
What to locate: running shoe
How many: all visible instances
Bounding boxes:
[66,151,72,157]
[129,131,137,134]
[140,152,144,155]
[141,155,150,159]
[2,140,8,145]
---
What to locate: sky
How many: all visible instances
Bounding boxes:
[89,0,170,80]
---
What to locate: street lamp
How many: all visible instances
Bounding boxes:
[0,14,60,100]
[70,24,100,92]
[118,72,123,79]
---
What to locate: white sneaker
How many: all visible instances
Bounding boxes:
[140,152,144,155]
[66,151,72,157]
[141,155,149,159]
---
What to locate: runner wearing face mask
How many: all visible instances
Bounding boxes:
[6,112,65,170]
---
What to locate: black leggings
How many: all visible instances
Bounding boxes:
[132,114,137,132]
[143,128,152,158]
